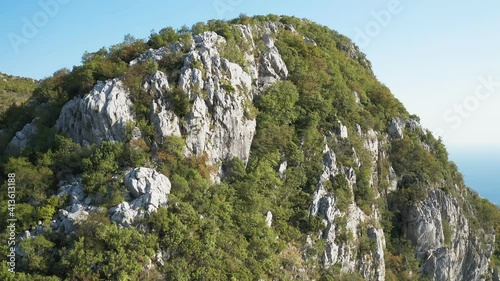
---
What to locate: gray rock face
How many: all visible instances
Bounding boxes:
[364,129,379,162]
[406,118,421,131]
[388,166,398,192]
[310,142,385,281]
[388,117,404,139]
[303,36,317,46]
[145,71,182,140]
[6,120,37,151]
[20,221,45,241]
[109,168,171,226]
[180,33,256,164]
[353,91,361,104]
[52,177,97,235]
[56,177,87,206]
[278,160,287,179]
[56,79,134,146]
[42,21,496,280]
[404,189,494,281]
[55,24,290,169]
[54,205,97,235]
[176,28,288,165]
[258,32,288,88]
[265,211,273,227]
[49,169,171,232]
[337,121,348,139]
[130,47,169,66]
[145,70,170,93]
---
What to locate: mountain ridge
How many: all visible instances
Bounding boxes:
[0,15,499,281]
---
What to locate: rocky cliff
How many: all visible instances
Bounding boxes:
[2,16,498,281]
[56,25,288,166]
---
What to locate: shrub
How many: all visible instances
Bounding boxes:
[442,218,452,247]
[81,141,124,202]
[167,87,192,118]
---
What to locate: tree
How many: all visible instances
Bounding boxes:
[257,81,299,126]
[62,224,156,280]
[2,157,53,206]
[19,235,55,273]
[81,141,124,201]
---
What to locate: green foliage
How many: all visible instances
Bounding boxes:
[354,165,376,215]
[385,238,427,281]
[158,50,185,83]
[18,235,55,273]
[124,58,158,123]
[319,265,365,281]
[333,216,351,244]
[149,26,193,52]
[217,24,248,67]
[243,97,258,119]
[74,47,128,93]
[390,134,444,187]
[167,87,192,118]
[330,175,352,212]
[124,138,150,167]
[2,14,499,281]
[222,158,247,183]
[162,135,186,159]
[148,27,180,49]
[51,134,90,176]
[257,81,299,126]
[109,34,149,63]
[356,223,377,255]
[62,223,156,280]
[442,218,452,247]
[0,263,60,281]
[220,79,236,93]
[191,22,210,35]
[2,157,53,207]
[81,141,124,203]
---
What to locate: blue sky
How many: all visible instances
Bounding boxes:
[0,0,499,149]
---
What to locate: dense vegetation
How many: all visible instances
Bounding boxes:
[0,73,36,116]
[0,14,499,280]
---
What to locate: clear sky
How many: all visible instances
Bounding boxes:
[0,0,499,149]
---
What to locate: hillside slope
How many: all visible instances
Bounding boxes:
[1,15,499,281]
[0,72,36,115]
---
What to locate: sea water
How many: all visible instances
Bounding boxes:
[447,146,500,206]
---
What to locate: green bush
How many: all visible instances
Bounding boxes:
[1,14,498,281]
[62,223,156,280]
[81,141,124,202]
[442,218,452,247]
[167,87,192,118]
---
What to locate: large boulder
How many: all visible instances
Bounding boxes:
[388,117,404,139]
[56,79,134,146]
[6,120,37,152]
[109,168,171,226]
[51,177,96,235]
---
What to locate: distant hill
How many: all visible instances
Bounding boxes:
[0,72,37,115]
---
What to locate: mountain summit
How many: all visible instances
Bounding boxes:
[1,15,499,281]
